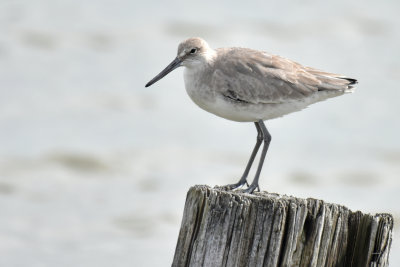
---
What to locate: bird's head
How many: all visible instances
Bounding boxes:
[145,37,214,87]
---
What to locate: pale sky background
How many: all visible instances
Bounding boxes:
[0,1,399,266]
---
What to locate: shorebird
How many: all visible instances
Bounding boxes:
[145,37,357,193]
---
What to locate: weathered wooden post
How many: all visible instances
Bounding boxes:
[172,185,393,267]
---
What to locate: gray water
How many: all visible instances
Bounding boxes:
[0,1,399,266]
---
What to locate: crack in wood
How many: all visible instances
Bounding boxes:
[172,185,393,267]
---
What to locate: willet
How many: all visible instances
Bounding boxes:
[145,37,357,193]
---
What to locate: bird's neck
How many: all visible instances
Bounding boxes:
[203,48,217,64]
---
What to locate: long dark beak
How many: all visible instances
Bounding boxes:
[145,57,182,87]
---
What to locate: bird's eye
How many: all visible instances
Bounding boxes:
[190,48,197,54]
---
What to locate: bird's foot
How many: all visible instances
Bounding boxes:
[240,183,260,194]
[216,180,248,191]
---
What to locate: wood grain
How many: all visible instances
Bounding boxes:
[172,185,393,267]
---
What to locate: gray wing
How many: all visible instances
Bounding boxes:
[212,48,356,104]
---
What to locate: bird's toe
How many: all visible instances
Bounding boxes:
[215,181,247,191]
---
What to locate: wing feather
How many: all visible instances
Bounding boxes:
[212,48,355,104]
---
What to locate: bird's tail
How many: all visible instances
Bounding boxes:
[339,77,358,93]
[306,68,358,93]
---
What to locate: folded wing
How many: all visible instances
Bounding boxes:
[212,48,356,104]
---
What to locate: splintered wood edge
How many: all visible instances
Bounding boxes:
[173,185,394,267]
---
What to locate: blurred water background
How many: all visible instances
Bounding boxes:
[0,0,399,266]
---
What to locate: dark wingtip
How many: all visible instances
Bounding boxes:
[342,78,358,85]
[145,82,151,88]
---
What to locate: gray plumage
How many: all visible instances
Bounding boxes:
[146,37,356,122]
[211,47,356,104]
[145,37,357,193]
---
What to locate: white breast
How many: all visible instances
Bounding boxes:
[183,67,217,112]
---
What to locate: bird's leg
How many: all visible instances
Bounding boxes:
[220,122,263,190]
[243,120,271,194]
